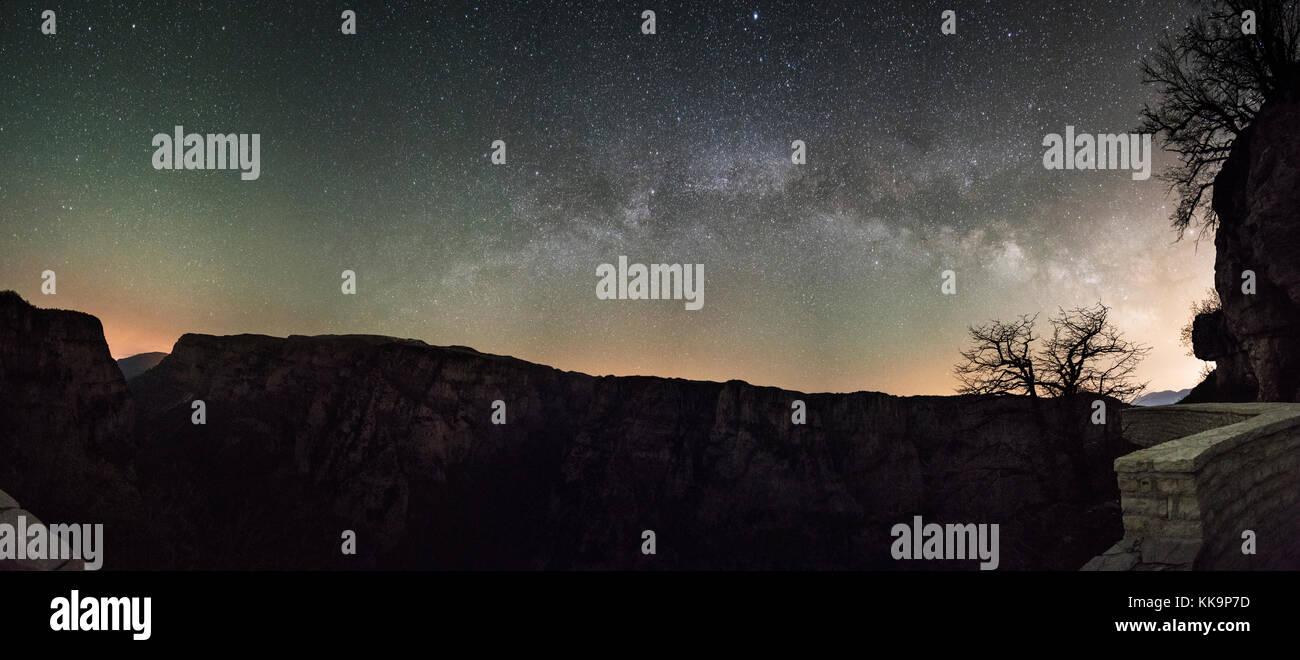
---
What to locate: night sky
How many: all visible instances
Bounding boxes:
[0,1,1215,395]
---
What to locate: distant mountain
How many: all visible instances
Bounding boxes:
[1131,389,1192,407]
[116,351,168,380]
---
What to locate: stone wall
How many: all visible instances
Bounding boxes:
[1084,403,1300,570]
[1119,403,1266,448]
[0,487,84,571]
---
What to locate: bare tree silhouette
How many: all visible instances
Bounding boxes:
[954,314,1040,398]
[956,304,1150,402]
[1036,304,1152,401]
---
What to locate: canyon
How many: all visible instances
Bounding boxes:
[0,291,1133,570]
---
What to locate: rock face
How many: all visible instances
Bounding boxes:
[0,291,141,543]
[1206,98,1300,402]
[127,332,1134,570]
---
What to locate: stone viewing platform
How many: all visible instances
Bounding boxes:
[0,488,86,571]
[1083,403,1300,570]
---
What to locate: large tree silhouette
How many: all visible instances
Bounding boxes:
[955,303,1150,402]
[1139,0,1300,238]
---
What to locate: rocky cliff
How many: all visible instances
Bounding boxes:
[1205,98,1300,402]
[0,291,1135,570]
[126,331,1133,570]
[0,291,141,541]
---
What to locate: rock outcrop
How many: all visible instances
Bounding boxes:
[1190,310,1258,402]
[1206,98,1300,402]
[127,332,1134,570]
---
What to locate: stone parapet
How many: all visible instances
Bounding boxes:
[1084,403,1300,570]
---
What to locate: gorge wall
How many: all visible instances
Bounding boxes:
[1198,97,1300,402]
[0,291,142,553]
[2,291,1134,570]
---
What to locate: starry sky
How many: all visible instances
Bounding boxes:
[0,0,1217,395]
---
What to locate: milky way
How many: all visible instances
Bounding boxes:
[0,0,1215,394]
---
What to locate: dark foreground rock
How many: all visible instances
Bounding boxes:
[0,291,142,557]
